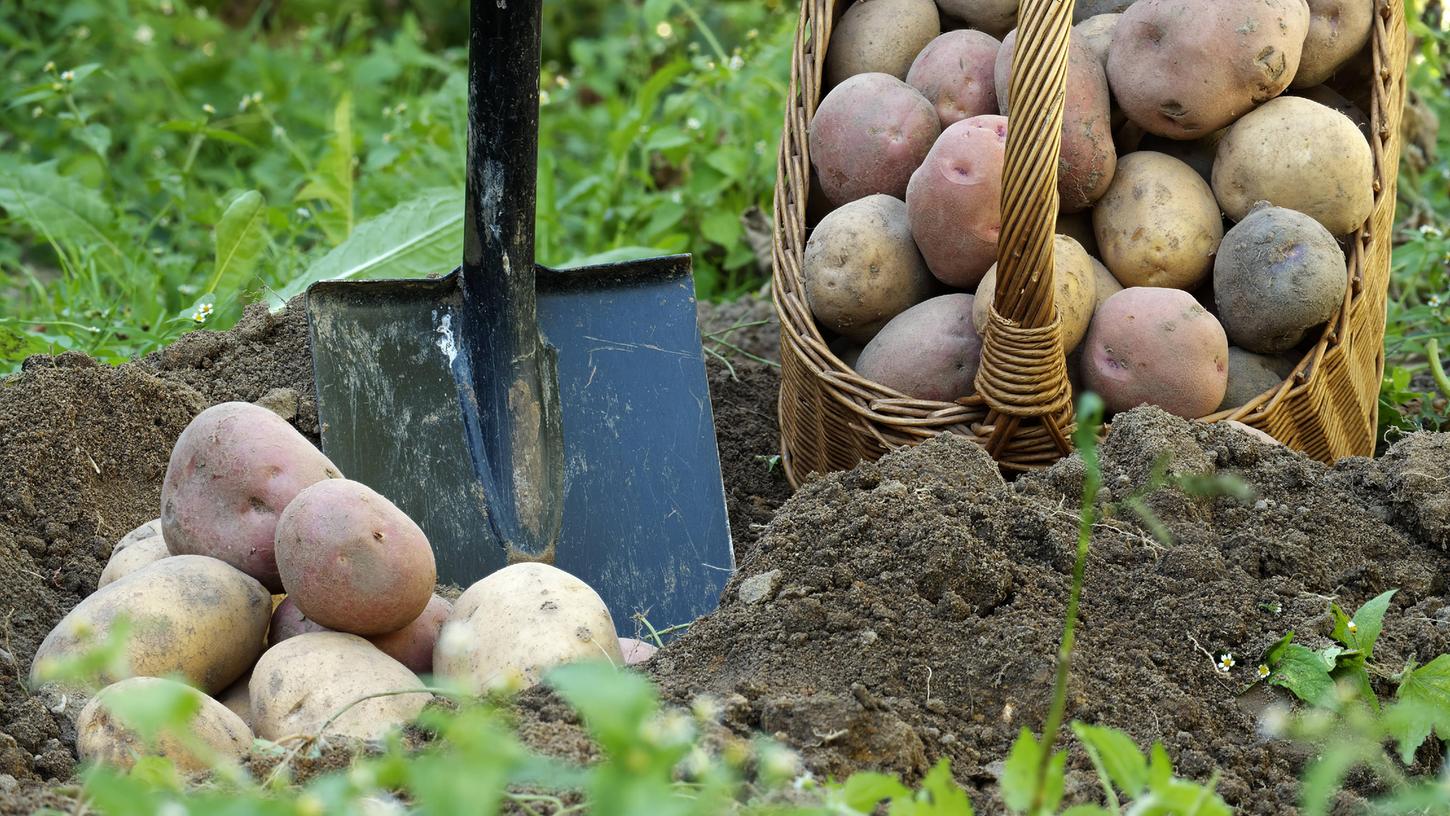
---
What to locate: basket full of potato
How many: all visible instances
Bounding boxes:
[771,0,1407,482]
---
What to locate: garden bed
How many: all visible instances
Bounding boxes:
[2,297,1448,813]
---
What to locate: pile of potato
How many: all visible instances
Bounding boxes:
[30,401,645,771]
[805,0,1373,419]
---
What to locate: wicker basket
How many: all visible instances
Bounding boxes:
[773,0,1408,486]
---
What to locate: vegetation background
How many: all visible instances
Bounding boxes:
[0,0,1445,438]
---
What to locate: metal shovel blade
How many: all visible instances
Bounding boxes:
[306,254,733,628]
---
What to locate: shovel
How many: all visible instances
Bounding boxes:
[305,0,733,630]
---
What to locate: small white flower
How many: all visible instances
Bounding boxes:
[1429,295,1442,308]
[43,61,56,73]
[251,91,263,104]
[1217,653,1236,673]
[202,41,216,57]
[202,103,215,115]
[655,21,674,39]
[134,24,155,45]
[192,303,214,324]
[728,54,744,71]
[747,28,759,39]
[160,0,174,14]
[1257,664,1271,679]
[272,125,286,138]
[74,25,90,39]
[686,117,702,131]
[791,770,817,791]
[539,89,551,106]
[61,70,75,82]
[31,106,43,119]
[295,207,311,219]
[195,6,208,19]
[555,74,570,89]
[1347,620,1358,634]
[51,82,64,92]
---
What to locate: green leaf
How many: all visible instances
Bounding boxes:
[207,190,267,299]
[888,759,973,816]
[701,209,740,247]
[1061,808,1113,816]
[1263,632,1296,666]
[1269,644,1337,706]
[1072,722,1148,798]
[1391,655,1450,762]
[1300,744,1364,816]
[1353,590,1396,659]
[1000,729,1042,813]
[0,164,120,257]
[545,661,659,757]
[643,0,674,26]
[268,188,464,309]
[837,772,911,813]
[1147,743,1174,787]
[557,246,666,269]
[74,123,110,157]
[296,93,356,245]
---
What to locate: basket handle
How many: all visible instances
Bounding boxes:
[974,0,1076,456]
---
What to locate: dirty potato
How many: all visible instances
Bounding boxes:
[906,30,1001,126]
[826,0,941,85]
[855,293,983,401]
[973,235,1098,354]
[810,73,942,207]
[1093,151,1224,289]
[77,677,252,772]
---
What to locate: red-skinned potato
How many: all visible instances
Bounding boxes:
[619,638,659,665]
[825,0,940,86]
[161,402,342,591]
[907,115,1007,288]
[1074,0,1140,20]
[274,479,436,636]
[1082,287,1229,418]
[370,594,453,674]
[906,30,1000,127]
[267,595,331,646]
[1107,0,1310,139]
[996,32,1117,212]
[809,73,941,207]
[1075,14,1122,68]
[934,0,1015,36]
[854,294,982,401]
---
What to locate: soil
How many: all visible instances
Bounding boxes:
[3,295,1450,814]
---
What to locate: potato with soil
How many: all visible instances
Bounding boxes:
[906,30,1000,127]
[267,596,331,646]
[996,32,1117,212]
[934,0,1015,36]
[825,0,940,86]
[803,195,936,344]
[162,401,342,591]
[369,594,453,674]
[907,115,1007,288]
[1093,152,1224,289]
[1074,0,1140,20]
[99,524,170,588]
[809,73,941,207]
[250,632,430,741]
[1082,287,1229,417]
[1213,205,1347,353]
[31,555,270,694]
[1212,96,1374,236]
[435,563,624,694]
[1107,0,1310,139]
[1075,13,1122,68]
[1219,347,1296,411]
[274,479,436,636]
[1293,0,1374,88]
[854,294,982,401]
[77,677,253,772]
[973,235,1098,354]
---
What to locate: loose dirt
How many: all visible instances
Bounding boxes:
[2,297,1448,814]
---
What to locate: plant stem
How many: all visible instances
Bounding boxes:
[673,0,730,64]
[1426,339,1450,399]
[1030,395,1105,814]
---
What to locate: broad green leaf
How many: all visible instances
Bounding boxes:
[1062,808,1113,816]
[0,164,120,257]
[1333,663,1378,710]
[1147,743,1174,787]
[701,209,741,247]
[837,772,911,813]
[999,729,1042,813]
[1262,632,1296,666]
[545,661,660,757]
[296,93,356,245]
[1073,722,1148,798]
[643,0,674,26]
[1300,744,1364,816]
[207,190,267,299]
[1391,655,1450,762]
[888,759,974,816]
[1137,777,1232,816]
[268,187,464,309]
[1353,590,1396,659]
[74,123,110,157]
[1269,644,1336,706]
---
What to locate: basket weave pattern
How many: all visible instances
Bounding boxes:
[773,0,1408,486]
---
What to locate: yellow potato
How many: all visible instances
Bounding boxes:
[76,677,252,773]
[98,535,171,588]
[973,235,1097,354]
[1089,257,1123,311]
[31,555,270,694]
[249,632,430,741]
[1093,152,1223,290]
[825,0,941,85]
[216,671,253,731]
[435,563,623,695]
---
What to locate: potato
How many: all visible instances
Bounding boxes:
[1213,205,1347,353]
[1218,347,1296,411]
[162,401,342,592]
[934,0,1015,36]
[973,235,1098,354]
[216,671,254,730]
[997,32,1117,212]
[1092,152,1224,290]
[1082,287,1229,418]
[98,534,170,589]
[825,0,940,86]
[1075,13,1122,68]
[1089,257,1123,311]
[435,563,624,694]
[1136,131,1223,184]
[114,518,161,551]
[1074,0,1141,21]
[1107,0,1310,139]
[1294,84,1370,133]
[809,73,942,207]
[619,638,659,666]
[77,677,253,772]
[906,30,1000,127]
[31,555,270,694]
[250,632,429,741]
[1293,0,1374,88]
[268,596,331,646]
[1212,96,1374,235]
[1224,420,1283,444]
[906,115,1007,288]
[803,194,936,344]
[854,294,982,401]
[274,479,436,636]
[370,594,452,675]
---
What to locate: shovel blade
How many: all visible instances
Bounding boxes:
[306,255,733,628]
